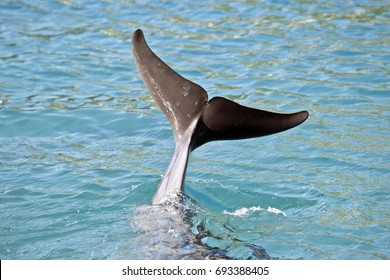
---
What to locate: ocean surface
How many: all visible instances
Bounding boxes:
[1,0,389,260]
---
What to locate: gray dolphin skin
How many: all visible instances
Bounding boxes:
[132,29,309,205]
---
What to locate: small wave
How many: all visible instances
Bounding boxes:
[223,206,286,217]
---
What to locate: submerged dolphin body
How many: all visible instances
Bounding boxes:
[132,29,309,205]
[129,197,272,259]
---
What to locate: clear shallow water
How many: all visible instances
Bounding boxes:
[1,0,389,259]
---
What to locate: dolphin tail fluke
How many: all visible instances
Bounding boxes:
[132,29,309,205]
[192,97,309,149]
[132,29,208,143]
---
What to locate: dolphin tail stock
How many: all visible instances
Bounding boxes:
[132,29,309,205]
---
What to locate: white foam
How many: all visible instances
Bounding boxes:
[267,206,287,217]
[223,206,287,217]
[223,206,263,216]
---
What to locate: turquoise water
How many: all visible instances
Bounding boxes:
[1,0,389,259]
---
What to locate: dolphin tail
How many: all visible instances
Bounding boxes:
[132,29,309,204]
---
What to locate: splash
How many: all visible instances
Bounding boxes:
[223,206,262,216]
[223,206,286,217]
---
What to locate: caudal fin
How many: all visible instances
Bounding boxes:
[132,30,308,150]
[132,29,309,204]
[192,97,309,149]
[132,29,208,142]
